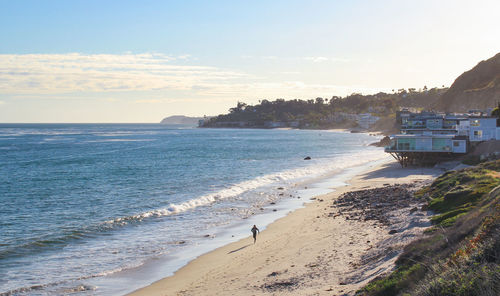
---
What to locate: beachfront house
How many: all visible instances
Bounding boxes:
[385,109,499,166]
[356,113,380,129]
[264,121,288,128]
[400,112,469,136]
[386,135,467,154]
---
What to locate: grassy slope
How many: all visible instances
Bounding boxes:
[357,160,500,296]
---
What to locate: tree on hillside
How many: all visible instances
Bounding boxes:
[491,102,500,118]
[230,101,247,114]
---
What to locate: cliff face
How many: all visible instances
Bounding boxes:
[434,52,500,112]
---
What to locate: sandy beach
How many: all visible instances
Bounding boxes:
[128,161,441,296]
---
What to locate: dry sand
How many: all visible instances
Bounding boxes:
[128,161,441,296]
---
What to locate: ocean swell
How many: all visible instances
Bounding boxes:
[0,149,386,263]
[106,149,387,223]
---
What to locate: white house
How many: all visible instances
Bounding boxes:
[468,117,498,141]
[357,113,380,129]
[264,121,287,128]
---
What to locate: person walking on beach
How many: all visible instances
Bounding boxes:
[251,225,260,244]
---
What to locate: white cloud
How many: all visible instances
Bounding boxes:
[0,53,374,103]
[304,56,350,63]
[283,81,307,89]
[0,53,248,94]
[134,99,163,104]
[279,71,301,75]
[177,54,192,60]
[304,56,329,63]
[185,80,378,99]
[240,55,350,64]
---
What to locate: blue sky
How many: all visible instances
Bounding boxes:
[1,0,499,122]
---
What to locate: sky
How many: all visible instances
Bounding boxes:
[1,0,499,123]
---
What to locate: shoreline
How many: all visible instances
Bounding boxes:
[0,129,388,296]
[128,161,441,296]
[197,126,383,134]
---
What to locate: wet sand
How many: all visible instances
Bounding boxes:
[128,161,441,296]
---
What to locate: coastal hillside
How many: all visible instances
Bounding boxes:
[358,160,500,296]
[434,52,500,112]
[201,53,500,131]
[200,88,446,132]
[160,115,203,125]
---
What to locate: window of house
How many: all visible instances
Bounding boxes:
[398,142,410,150]
[453,141,460,147]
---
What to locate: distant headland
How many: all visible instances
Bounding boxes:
[160,115,204,126]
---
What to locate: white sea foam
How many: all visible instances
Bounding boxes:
[95,132,140,137]
[1,130,86,136]
[95,130,167,137]
[2,142,161,165]
[106,149,387,224]
[84,139,155,143]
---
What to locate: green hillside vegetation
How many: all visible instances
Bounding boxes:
[358,160,500,296]
[201,87,447,131]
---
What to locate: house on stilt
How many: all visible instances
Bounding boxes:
[385,109,500,166]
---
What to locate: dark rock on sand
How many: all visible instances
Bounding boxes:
[331,183,425,226]
[262,280,297,292]
[370,136,391,147]
[304,156,311,160]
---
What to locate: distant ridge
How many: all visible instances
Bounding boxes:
[435,52,500,112]
[160,115,203,125]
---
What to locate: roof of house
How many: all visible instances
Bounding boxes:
[390,134,456,139]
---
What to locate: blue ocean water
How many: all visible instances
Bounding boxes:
[0,124,387,295]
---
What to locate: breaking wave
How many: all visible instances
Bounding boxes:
[105,149,387,224]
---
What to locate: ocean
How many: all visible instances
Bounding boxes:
[0,124,388,295]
